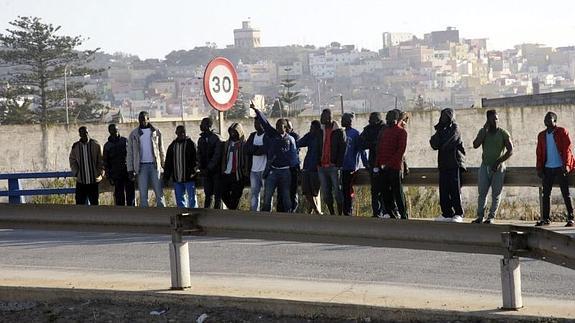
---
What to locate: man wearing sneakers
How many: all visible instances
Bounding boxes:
[535,112,575,227]
[430,108,466,223]
[471,110,513,224]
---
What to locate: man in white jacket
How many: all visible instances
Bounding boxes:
[127,111,165,207]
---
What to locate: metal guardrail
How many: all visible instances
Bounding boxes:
[0,172,74,204]
[0,203,573,310]
[1,167,571,205]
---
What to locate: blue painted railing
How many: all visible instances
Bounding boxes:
[0,172,74,204]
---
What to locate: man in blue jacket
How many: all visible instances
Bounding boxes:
[250,103,298,213]
[297,120,323,214]
[340,112,368,216]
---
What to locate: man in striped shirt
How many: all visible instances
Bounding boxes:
[69,126,104,205]
[164,125,198,208]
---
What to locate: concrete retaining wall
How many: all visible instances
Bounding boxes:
[2,105,575,173]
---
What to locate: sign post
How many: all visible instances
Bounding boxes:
[203,57,239,135]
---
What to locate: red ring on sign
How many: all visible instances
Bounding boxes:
[203,57,239,112]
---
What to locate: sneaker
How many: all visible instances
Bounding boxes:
[566,220,574,227]
[471,218,483,224]
[535,220,551,226]
[483,218,494,224]
[435,215,450,222]
[382,213,391,219]
[452,215,464,223]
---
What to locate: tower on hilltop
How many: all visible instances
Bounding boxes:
[234,20,261,49]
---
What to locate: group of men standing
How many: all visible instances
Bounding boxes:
[68,107,575,227]
[429,108,574,227]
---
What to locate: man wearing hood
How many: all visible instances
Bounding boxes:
[360,112,388,218]
[127,111,165,207]
[318,108,346,215]
[164,125,198,208]
[70,126,104,205]
[197,118,223,209]
[430,108,466,222]
[472,110,513,224]
[220,122,247,210]
[103,124,135,206]
[250,104,298,213]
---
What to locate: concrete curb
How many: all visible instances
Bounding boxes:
[0,286,570,322]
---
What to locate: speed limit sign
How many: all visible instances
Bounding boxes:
[203,57,239,112]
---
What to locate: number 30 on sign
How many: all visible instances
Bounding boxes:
[203,57,239,112]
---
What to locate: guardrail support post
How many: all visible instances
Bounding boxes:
[500,231,526,310]
[500,256,522,310]
[8,178,24,204]
[169,213,191,290]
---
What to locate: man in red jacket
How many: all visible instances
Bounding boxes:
[535,111,575,227]
[375,110,408,219]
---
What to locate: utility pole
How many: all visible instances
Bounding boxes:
[340,94,344,115]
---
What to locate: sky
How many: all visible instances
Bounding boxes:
[1,0,574,59]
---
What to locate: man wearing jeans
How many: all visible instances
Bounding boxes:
[340,112,368,216]
[535,111,575,227]
[250,104,297,213]
[127,111,165,207]
[472,110,513,224]
[318,109,346,215]
[245,118,268,211]
[163,125,198,208]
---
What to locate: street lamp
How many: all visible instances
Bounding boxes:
[381,92,398,110]
[325,94,344,115]
[64,64,70,124]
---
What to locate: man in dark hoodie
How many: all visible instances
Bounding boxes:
[250,104,298,213]
[164,125,198,208]
[245,117,268,211]
[197,118,222,209]
[220,122,247,210]
[318,108,346,215]
[430,108,466,223]
[103,124,135,206]
[360,112,388,217]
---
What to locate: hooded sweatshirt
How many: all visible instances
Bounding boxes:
[429,108,466,170]
[221,123,248,180]
[254,109,298,169]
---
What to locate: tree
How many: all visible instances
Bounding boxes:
[225,96,248,119]
[279,77,301,117]
[0,16,101,125]
[0,83,34,124]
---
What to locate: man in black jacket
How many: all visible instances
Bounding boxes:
[197,118,222,209]
[164,125,198,208]
[103,124,135,206]
[318,108,346,215]
[360,112,387,217]
[430,108,466,222]
[245,118,268,211]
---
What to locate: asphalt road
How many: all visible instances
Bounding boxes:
[0,228,574,300]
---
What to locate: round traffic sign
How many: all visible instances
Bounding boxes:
[203,57,239,112]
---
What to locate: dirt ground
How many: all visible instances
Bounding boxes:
[0,299,567,323]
